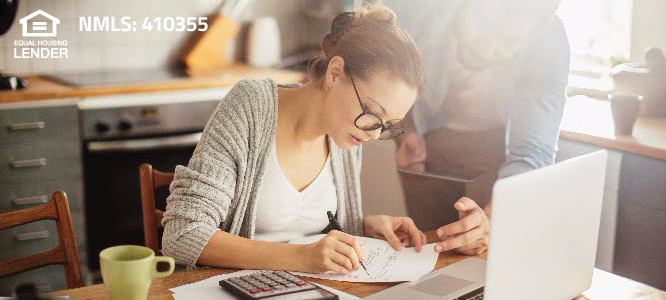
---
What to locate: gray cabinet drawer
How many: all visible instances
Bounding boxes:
[0,139,82,180]
[0,264,66,296]
[0,177,83,213]
[0,220,59,260]
[619,153,666,212]
[0,219,86,283]
[614,202,666,290]
[0,105,79,146]
[0,177,86,252]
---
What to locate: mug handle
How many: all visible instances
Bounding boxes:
[152,256,175,278]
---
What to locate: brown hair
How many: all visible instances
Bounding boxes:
[307,4,424,92]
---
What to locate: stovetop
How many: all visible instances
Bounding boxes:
[46,67,189,87]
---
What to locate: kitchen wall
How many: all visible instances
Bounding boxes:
[0,0,342,74]
[361,140,408,217]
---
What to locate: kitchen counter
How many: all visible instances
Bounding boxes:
[0,64,305,103]
[560,95,666,161]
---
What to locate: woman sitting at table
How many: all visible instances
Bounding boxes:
[162,4,426,274]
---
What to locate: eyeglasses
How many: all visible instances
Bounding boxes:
[349,72,404,140]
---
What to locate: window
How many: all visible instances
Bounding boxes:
[558,0,633,67]
[557,0,634,96]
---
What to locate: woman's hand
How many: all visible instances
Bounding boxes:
[364,215,427,252]
[435,197,490,255]
[396,131,427,172]
[297,230,364,274]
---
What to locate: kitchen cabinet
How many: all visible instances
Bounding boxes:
[0,100,87,295]
[614,153,666,290]
[558,138,666,290]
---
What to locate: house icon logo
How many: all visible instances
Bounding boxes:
[19,10,60,37]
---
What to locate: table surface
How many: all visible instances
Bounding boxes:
[52,230,666,299]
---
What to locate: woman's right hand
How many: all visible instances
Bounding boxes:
[396,131,427,172]
[297,230,365,274]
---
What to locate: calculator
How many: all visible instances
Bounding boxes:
[219,270,337,299]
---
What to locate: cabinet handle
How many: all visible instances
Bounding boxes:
[10,158,47,168]
[15,230,50,241]
[8,122,45,131]
[35,284,53,293]
[13,195,49,206]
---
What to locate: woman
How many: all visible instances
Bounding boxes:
[162,4,426,275]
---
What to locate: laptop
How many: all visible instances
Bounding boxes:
[366,150,607,300]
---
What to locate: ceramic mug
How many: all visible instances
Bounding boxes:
[100,245,175,300]
[609,94,643,135]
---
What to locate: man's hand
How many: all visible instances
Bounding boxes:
[396,131,427,172]
[364,215,427,252]
[435,197,490,255]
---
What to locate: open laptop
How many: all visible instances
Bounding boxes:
[366,150,607,300]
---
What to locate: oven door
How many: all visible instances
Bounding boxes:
[83,132,201,270]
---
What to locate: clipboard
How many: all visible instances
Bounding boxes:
[397,167,483,183]
[398,167,484,231]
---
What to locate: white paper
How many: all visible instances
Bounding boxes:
[169,269,359,300]
[289,234,439,283]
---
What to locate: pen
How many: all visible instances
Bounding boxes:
[326,211,370,276]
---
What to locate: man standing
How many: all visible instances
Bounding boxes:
[386,0,570,255]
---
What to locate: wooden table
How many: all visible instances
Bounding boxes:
[53,231,666,299]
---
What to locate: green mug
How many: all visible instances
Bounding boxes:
[100,245,175,300]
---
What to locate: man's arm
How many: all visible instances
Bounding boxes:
[499,16,571,178]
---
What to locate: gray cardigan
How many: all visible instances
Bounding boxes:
[162,79,365,266]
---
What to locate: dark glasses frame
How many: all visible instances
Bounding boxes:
[348,71,405,140]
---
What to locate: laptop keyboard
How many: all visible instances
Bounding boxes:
[457,286,484,300]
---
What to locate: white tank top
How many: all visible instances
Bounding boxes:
[254,140,338,242]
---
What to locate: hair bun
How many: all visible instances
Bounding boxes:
[325,5,397,55]
[356,4,397,27]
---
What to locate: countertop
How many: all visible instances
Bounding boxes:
[0,64,305,103]
[560,96,666,161]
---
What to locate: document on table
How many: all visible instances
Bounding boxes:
[289,234,439,283]
[169,269,360,300]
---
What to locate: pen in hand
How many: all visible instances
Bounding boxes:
[326,211,370,276]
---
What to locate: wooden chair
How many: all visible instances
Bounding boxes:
[0,191,84,289]
[139,163,174,255]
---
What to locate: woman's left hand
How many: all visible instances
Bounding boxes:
[363,215,427,252]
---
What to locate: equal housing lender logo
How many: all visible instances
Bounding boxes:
[13,10,69,59]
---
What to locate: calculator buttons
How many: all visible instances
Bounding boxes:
[219,271,318,299]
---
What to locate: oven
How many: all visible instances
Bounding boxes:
[78,88,228,270]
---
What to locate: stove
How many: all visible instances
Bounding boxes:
[46,67,189,87]
[78,85,230,270]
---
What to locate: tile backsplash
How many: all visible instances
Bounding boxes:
[0,0,343,74]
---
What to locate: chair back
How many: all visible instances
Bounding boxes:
[139,163,174,254]
[0,191,84,288]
